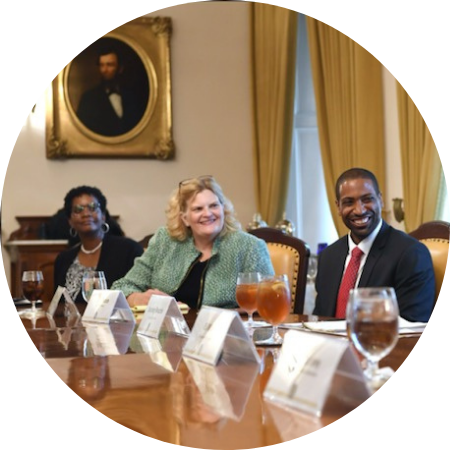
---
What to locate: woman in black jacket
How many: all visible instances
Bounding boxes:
[53,186,143,304]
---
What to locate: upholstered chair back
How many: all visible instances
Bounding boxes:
[248,227,310,314]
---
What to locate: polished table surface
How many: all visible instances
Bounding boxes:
[20,307,420,448]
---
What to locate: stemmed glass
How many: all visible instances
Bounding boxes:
[347,287,399,390]
[82,270,107,302]
[236,272,261,328]
[307,255,318,283]
[19,270,46,319]
[255,275,291,346]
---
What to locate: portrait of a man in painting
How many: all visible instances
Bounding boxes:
[67,37,150,137]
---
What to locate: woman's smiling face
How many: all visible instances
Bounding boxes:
[181,189,224,242]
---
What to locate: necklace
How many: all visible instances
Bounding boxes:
[80,241,103,255]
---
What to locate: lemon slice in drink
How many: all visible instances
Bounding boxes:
[271,281,288,295]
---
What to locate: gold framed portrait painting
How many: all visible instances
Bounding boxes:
[46,17,174,159]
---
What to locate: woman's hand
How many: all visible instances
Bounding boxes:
[127,289,170,307]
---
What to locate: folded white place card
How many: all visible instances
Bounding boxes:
[182,306,260,366]
[137,295,190,338]
[264,330,370,417]
[47,286,80,319]
[82,290,135,324]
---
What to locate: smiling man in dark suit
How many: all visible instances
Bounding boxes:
[313,167,435,322]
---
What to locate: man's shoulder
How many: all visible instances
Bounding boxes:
[80,84,107,101]
[380,222,425,249]
[321,235,347,256]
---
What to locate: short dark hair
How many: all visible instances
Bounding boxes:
[335,168,380,200]
[97,46,122,66]
[63,186,107,217]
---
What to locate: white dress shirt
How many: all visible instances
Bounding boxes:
[109,93,123,118]
[343,219,383,286]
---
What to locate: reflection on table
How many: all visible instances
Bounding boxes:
[18,305,421,449]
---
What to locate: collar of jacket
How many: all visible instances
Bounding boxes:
[184,231,228,259]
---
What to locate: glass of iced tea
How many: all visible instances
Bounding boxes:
[19,270,46,319]
[347,287,399,389]
[236,272,261,328]
[255,274,291,345]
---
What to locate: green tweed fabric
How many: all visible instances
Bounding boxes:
[111,226,274,308]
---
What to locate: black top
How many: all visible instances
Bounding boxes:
[174,260,209,309]
[53,234,143,304]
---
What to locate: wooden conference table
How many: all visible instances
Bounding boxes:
[20,306,420,449]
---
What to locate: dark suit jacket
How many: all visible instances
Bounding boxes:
[76,85,142,136]
[313,221,435,322]
[54,234,143,303]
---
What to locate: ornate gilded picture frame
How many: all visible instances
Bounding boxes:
[46,17,174,159]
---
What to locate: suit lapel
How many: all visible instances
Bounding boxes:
[324,237,349,316]
[359,221,390,286]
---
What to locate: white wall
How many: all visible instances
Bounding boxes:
[0,3,416,289]
[1,3,258,285]
[382,66,405,231]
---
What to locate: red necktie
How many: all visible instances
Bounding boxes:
[335,247,364,318]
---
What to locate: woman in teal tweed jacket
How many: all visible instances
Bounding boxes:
[112,176,274,309]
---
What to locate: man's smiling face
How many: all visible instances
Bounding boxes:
[336,177,383,244]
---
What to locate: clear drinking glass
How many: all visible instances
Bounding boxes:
[19,270,46,319]
[82,270,107,302]
[255,274,291,346]
[307,255,318,283]
[236,272,261,328]
[347,287,399,390]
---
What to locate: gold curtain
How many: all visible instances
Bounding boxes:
[306,17,386,237]
[249,3,298,226]
[397,83,441,232]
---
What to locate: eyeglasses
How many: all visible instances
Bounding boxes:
[178,175,214,194]
[71,202,101,215]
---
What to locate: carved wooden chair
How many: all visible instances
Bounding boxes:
[138,234,154,249]
[248,227,310,314]
[409,220,450,304]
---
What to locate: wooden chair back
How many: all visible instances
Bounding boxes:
[138,234,154,249]
[248,227,310,314]
[409,220,450,304]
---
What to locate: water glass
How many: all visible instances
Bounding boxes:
[82,271,107,302]
[347,287,399,390]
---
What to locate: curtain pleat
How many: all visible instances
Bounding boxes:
[397,83,441,231]
[249,3,298,226]
[306,17,386,237]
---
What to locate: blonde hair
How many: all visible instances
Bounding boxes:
[166,176,241,241]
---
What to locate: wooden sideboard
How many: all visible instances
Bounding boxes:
[4,216,69,304]
[5,239,69,304]
[4,214,124,304]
